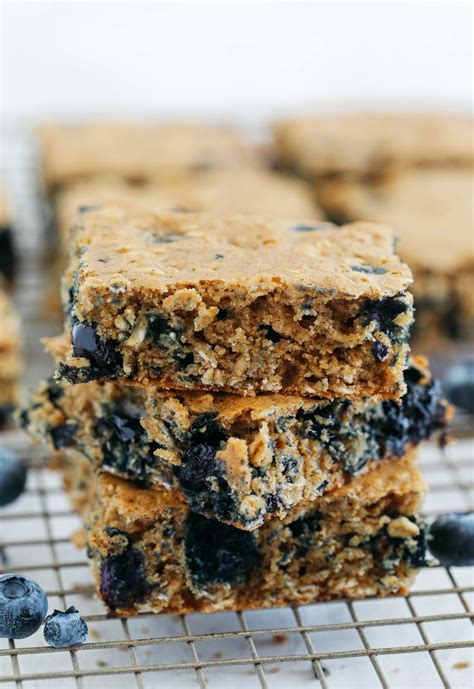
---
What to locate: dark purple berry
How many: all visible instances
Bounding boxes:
[43,606,88,648]
[429,513,474,567]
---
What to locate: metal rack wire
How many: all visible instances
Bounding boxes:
[0,128,473,689]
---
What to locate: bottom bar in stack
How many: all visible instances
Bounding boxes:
[63,449,428,617]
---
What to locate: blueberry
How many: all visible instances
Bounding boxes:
[71,318,122,377]
[100,541,148,610]
[429,513,474,567]
[0,574,48,638]
[360,295,410,342]
[174,444,217,492]
[43,606,88,648]
[184,513,260,588]
[51,423,79,450]
[442,361,474,414]
[0,448,27,507]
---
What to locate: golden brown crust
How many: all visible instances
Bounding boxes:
[38,122,257,188]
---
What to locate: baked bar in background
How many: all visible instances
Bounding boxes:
[55,168,322,250]
[272,112,473,180]
[319,168,474,342]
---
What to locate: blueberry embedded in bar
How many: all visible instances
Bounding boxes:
[56,205,414,399]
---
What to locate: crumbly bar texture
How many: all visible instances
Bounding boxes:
[38,123,257,190]
[23,356,449,530]
[0,182,16,285]
[319,168,474,341]
[0,290,22,429]
[273,112,473,179]
[57,205,414,399]
[62,449,428,617]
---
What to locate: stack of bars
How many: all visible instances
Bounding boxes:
[23,198,451,616]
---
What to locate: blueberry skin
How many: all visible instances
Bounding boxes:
[0,448,27,507]
[43,606,88,648]
[0,574,48,639]
[429,512,474,567]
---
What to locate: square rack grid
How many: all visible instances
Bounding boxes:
[0,128,473,689]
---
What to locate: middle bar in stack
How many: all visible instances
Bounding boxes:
[27,204,448,615]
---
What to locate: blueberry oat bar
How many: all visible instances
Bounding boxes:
[273,112,473,180]
[23,356,449,529]
[319,168,474,341]
[38,122,256,190]
[0,290,22,429]
[62,449,428,616]
[57,205,413,399]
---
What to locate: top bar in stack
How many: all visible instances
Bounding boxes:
[56,204,413,399]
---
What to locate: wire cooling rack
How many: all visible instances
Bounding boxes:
[0,127,473,689]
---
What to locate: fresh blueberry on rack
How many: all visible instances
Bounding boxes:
[43,606,88,648]
[0,574,48,638]
[429,512,474,567]
[0,447,27,507]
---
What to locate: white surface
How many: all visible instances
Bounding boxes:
[1,1,472,124]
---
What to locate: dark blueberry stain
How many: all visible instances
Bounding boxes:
[175,352,194,370]
[360,295,410,343]
[260,325,282,343]
[100,536,148,610]
[51,423,79,450]
[149,233,182,244]
[45,379,64,405]
[288,512,321,538]
[371,518,429,571]
[189,413,226,446]
[292,223,330,233]
[214,254,224,260]
[297,361,447,475]
[372,341,389,362]
[95,405,160,485]
[184,513,260,588]
[78,205,101,214]
[351,264,387,275]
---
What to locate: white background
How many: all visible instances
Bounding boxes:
[1,1,472,126]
